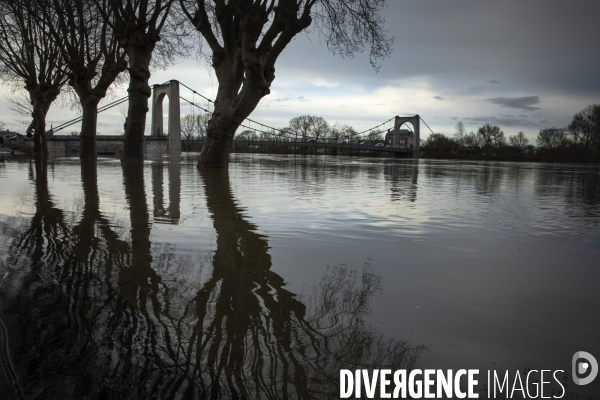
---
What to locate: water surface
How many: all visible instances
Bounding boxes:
[0,153,599,398]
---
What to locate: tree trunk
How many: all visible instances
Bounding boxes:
[123,47,153,160]
[200,114,240,168]
[80,100,100,159]
[32,104,48,157]
[198,88,262,168]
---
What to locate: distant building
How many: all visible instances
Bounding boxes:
[385,129,413,146]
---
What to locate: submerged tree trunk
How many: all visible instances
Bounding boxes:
[199,80,265,168]
[80,100,100,159]
[201,110,244,168]
[32,102,50,157]
[123,47,153,160]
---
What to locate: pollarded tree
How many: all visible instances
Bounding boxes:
[39,0,128,159]
[94,0,189,160]
[181,0,392,168]
[0,0,68,156]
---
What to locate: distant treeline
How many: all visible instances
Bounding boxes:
[181,114,385,144]
[423,104,600,163]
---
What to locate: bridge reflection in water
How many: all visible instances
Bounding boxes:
[1,156,423,399]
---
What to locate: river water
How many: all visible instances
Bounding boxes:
[0,153,599,399]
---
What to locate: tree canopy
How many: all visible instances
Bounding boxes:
[180,0,393,167]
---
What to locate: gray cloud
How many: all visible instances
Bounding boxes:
[488,96,541,111]
[488,80,500,84]
[463,115,539,128]
[434,96,444,100]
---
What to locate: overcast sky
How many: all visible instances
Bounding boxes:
[1,0,599,141]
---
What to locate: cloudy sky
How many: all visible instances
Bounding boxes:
[2,0,599,142]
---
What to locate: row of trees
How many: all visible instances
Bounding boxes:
[234,114,386,143]
[0,0,391,167]
[180,113,388,144]
[423,104,600,162]
[425,122,531,154]
[536,104,600,162]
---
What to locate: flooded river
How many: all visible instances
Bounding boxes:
[0,153,599,399]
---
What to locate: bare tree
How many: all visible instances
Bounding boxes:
[93,0,188,160]
[463,130,479,149]
[366,128,383,143]
[508,131,529,151]
[196,113,211,138]
[327,123,344,143]
[6,91,33,125]
[181,0,392,167]
[38,0,128,158]
[568,104,599,162]
[181,114,196,140]
[181,113,210,139]
[310,116,329,142]
[477,124,505,151]
[537,127,568,150]
[453,121,466,146]
[0,0,68,156]
[289,115,314,143]
[235,129,258,141]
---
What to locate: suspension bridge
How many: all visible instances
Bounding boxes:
[47,80,437,158]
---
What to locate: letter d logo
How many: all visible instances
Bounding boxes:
[572,351,598,385]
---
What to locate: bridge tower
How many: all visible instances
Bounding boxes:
[151,80,181,154]
[392,115,420,159]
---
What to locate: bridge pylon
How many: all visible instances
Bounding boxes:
[392,115,420,159]
[151,80,181,154]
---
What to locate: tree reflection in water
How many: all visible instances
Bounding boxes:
[0,157,423,399]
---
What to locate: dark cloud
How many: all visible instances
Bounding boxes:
[450,117,458,120]
[488,96,541,111]
[434,96,444,100]
[278,1,600,98]
[463,115,539,128]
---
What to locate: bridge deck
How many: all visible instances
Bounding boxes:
[184,139,414,154]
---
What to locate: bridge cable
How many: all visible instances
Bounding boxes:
[420,116,436,136]
[178,81,214,104]
[51,96,128,131]
[178,81,397,141]
[50,96,129,133]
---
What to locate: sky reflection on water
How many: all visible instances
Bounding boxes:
[0,154,599,398]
